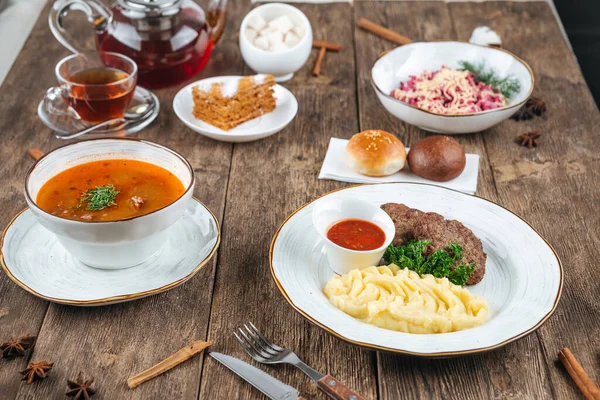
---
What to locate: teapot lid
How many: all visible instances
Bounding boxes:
[118,0,182,17]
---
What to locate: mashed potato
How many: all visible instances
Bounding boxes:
[323,264,488,334]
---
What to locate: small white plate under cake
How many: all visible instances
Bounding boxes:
[173,75,298,143]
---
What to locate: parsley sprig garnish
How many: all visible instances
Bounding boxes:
[79,184,119,211]
[383,240,475,286]
[459,60,521,99]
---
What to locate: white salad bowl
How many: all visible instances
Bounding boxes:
[370,41,534,134]
[24,138,195,269]
[240,3,313,82]
[312,197,395,275]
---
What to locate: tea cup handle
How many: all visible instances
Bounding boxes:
[43,87,80,120]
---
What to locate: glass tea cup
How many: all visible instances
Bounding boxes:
[43,52,137,125]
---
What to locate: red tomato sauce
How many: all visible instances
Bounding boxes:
[326,219,386,251]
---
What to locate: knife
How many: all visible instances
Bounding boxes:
[210,352,305,400]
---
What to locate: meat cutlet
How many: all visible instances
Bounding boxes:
[380,203,422,246]
[381,203,486,285]
[412,213,486,285]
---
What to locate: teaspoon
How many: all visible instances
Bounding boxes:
[55,99,155,140]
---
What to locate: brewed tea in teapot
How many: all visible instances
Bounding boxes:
[50,0,227,89]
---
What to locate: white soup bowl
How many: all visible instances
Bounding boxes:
[24,138,195,269]
[312,197,395,275]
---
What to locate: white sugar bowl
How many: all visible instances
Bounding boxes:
[240,3,313,82]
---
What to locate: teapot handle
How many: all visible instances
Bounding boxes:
[206,0,228,44]
[49,0,112,54]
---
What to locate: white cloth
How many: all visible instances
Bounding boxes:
[318,138,480,195]
[0,0,47,87]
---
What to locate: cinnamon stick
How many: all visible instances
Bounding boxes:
[559,348,600,400]
[127,340,212,389]
[28,148,44,161]
[313,46,327,77]
[357,17,413,46]
[312,40,341,52]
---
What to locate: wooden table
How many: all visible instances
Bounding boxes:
[1,1,599,399]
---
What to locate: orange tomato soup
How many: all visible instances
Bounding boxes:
[36,159,186,222]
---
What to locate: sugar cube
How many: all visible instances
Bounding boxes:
[247,13,267,31]
[271,42,288,52]
[244,28,257,43]
[265,30,284,48]
[292,24,306,38]
[284,32,300,48]
[268,15,295,34]
[259,26,278,36]
[253,36,270,51]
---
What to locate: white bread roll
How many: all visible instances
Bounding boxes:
[344,130,406,177]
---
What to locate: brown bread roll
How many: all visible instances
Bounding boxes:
[407,136,466,182]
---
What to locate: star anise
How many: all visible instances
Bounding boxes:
[511,97,547,121]
[0,334,36,360]
[20,360,53,384]
[66,373,96,400]
[516,131,541,148]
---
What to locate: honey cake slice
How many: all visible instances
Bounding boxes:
[192,74,276,131]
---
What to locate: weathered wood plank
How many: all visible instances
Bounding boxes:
[199,3,379,400]
[354,2,554,399]
[0,2,243,400]
[449,2,600,399]
[0,2,63,398]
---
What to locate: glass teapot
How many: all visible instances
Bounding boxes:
[50,0,227,89]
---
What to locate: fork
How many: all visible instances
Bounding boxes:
[234,322,365,400]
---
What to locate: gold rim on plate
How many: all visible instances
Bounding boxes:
[0,197,220,306]
[269,183,563,357]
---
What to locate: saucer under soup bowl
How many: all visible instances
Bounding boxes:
[24,138,194,269]
[312,197,395,275]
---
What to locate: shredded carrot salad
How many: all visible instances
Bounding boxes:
[391,67,507,115]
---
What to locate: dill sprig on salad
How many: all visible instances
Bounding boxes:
[458,61,521,99]
[383,240,475,286]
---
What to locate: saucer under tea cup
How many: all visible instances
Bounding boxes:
[38,86,159,138]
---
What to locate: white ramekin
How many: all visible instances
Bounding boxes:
[312,197,395,275]
[239,3,313,82]
[24,138,195,269]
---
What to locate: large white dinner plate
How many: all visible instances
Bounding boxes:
[1,198,220,306]
[173,76,298,143]
[371,42,534,134]
[270,184,563,357]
